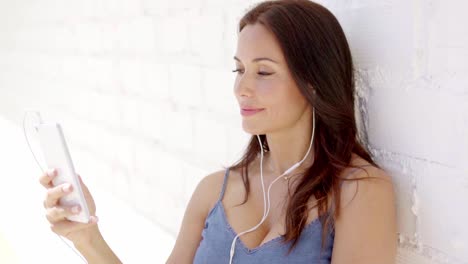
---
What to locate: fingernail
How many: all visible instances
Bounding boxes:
[62,183,72,192]
[72,205,80,214]
[48,169,56,177]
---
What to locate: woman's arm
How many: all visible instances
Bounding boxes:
[166,170,226,264]
[331,166,398,264]
[73,226,122,264]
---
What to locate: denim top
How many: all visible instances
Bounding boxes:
[192,166,362,263]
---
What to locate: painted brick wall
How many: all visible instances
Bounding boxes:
[325,1,468,263]
[0,0,466,263]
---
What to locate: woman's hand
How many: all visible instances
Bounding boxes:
[39,168,99,245]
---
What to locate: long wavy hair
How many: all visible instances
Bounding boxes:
[225,0,381,256]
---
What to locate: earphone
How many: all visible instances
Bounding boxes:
[228,106,316,264]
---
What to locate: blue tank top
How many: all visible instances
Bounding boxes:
[193,167,360,264]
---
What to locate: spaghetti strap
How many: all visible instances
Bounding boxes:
[218,167,230,202]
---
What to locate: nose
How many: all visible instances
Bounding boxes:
[234,74,254,99]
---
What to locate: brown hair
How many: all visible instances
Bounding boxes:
[225,0,381,256]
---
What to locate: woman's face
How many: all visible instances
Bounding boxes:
[233,23,310,135]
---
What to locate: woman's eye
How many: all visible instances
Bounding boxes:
[231,69,273,76]
[258,72,273,76]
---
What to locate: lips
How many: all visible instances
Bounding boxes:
[240,108,265,116]
[241,107,263,111]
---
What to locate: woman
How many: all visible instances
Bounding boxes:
[39,0,397,263]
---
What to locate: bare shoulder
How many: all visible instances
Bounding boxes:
[339,154,394,209]
[193,169,228,214]
[165,168,228,264]
[331,154,397,264]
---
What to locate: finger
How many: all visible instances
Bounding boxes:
[44,183,73,208]
[50,216,99,237]
[39,168,57,188]
[45,204,82,223]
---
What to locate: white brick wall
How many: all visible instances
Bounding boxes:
[326,0,468,263]
[0,0,466,263]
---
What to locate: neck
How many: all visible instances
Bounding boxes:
[262,116,315,176]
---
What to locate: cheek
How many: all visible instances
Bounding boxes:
[258,78,294,103]
[255,78,286,105]
[255,79,276,94]
[264,84,306,123]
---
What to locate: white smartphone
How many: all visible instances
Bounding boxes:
[35,122,90,223]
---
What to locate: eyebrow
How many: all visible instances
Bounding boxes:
[233,56,279,64]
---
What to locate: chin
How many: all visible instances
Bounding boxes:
[241,122,268,135]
